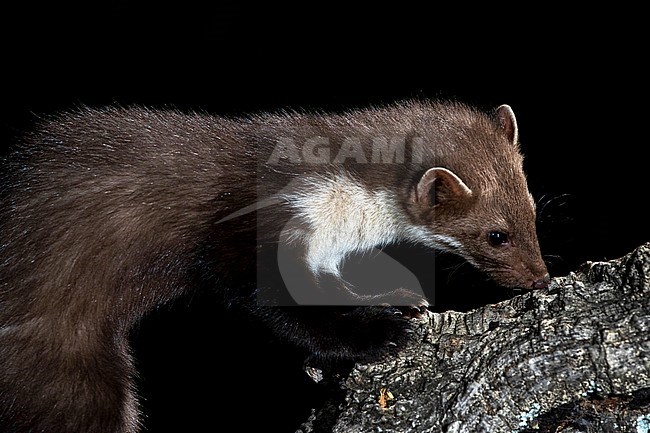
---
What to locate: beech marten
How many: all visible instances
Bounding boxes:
[0,100,548,432]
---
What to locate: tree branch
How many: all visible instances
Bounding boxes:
[298,243,650,433]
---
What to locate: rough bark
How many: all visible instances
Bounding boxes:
[298,242,650,433]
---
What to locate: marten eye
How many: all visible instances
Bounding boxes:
[488,231,509,247]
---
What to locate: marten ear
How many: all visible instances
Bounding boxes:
[415,167,472,207]
[496,104,518,144]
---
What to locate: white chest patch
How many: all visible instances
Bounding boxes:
[281,174,409,276]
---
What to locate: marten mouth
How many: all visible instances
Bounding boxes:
[484,268,549,290]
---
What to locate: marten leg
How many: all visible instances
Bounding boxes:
[0,324,139,433]
[248,304,417,365]
[243,250,426,365]
[315,273,430,312]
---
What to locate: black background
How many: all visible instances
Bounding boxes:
[1,3,648,432]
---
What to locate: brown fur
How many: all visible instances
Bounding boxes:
[0,100,547,432]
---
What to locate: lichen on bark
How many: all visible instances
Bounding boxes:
[298,243,650,433]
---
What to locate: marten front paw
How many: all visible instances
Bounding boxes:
[373,288,429,318]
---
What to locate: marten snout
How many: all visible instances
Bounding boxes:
[524,260,550,290]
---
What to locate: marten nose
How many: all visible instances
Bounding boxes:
[532,273,550,289]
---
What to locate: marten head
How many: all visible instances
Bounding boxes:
[408,104,549,290]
